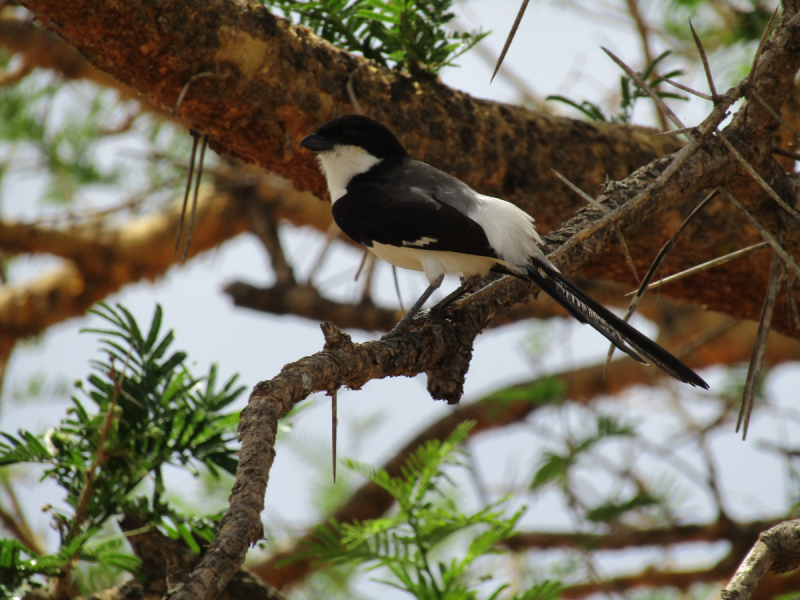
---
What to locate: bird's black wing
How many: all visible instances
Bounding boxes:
[332,180,498,258]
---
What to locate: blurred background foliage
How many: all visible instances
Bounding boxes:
[0,0,798,599]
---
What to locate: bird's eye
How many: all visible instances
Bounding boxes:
[343,128,357,142]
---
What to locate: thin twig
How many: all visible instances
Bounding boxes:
[552,169,639,281]
[175,131,200,253]
[751,88,800,140]
[786,274,800,331]
[358,252,377,304]
[625,0,653,65]
[465,33,543,108]
[346,67,364,116]
[722,189,800,279]
[182,134,209,262]
[772,147,800,161]
[662,77,713,101]
[748,7,780,88]
[698,431,726,514]
[491,0,529,83]
[0,480,42,554]
[655,126,696,136]
[602,47,685,130]
[330,388,338,482]
[465,441,490,507]
[249,203,296,286]
[353,248,369,282]
[172,71,215,117]
[309,222,341,285]
[605,190,716,366]
[552,169,605,211]
[615,228,640,283]
[737,251,783,439]
[625,0,666,130]
[689,20,718,101]
[392,265,405,312]
[715,129,800,219]
[670,316,738,364]
[625,242,769,295]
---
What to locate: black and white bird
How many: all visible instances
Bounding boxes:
[301,115,708,389]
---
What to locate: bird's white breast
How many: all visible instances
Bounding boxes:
[317,146,382,203]
[370,242,497,283]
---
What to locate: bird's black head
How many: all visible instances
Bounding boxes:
[301,115,408,160]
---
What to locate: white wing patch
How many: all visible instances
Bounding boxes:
[467,193,549,268]
[402,236,438,247]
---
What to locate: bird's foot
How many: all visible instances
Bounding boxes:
[381,311,423,339]
[381,274,445,340]
[429,274,483,319]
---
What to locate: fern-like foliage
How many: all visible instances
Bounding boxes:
[293,422,562,600]
[267,0,488,74]
[0,303,244,595]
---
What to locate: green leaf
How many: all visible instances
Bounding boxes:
[143,304,163,353]
[546,95,607,122]
[515,580,563,600]
[488,375,567,406]
[530,452,572,490]
[586,490,661,523]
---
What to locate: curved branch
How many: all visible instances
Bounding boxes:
[250,315,800,588]
[722,519,800,600]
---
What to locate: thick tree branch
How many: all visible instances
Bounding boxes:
[562,559,734,598]
[505,518,781,553]
[0,190,245,347]
[16,0,800,334]
[721,519,800,600]
[0,163,333,349]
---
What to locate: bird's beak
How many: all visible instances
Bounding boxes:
[301,133,335,152]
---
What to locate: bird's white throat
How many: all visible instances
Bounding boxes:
[317,145,382,203]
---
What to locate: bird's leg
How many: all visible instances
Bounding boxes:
[430,274,483,317]
[384,274,444,336]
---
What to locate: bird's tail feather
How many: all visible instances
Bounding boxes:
[523,261,708,389]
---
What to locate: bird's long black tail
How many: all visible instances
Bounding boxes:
[521,261,708,389]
